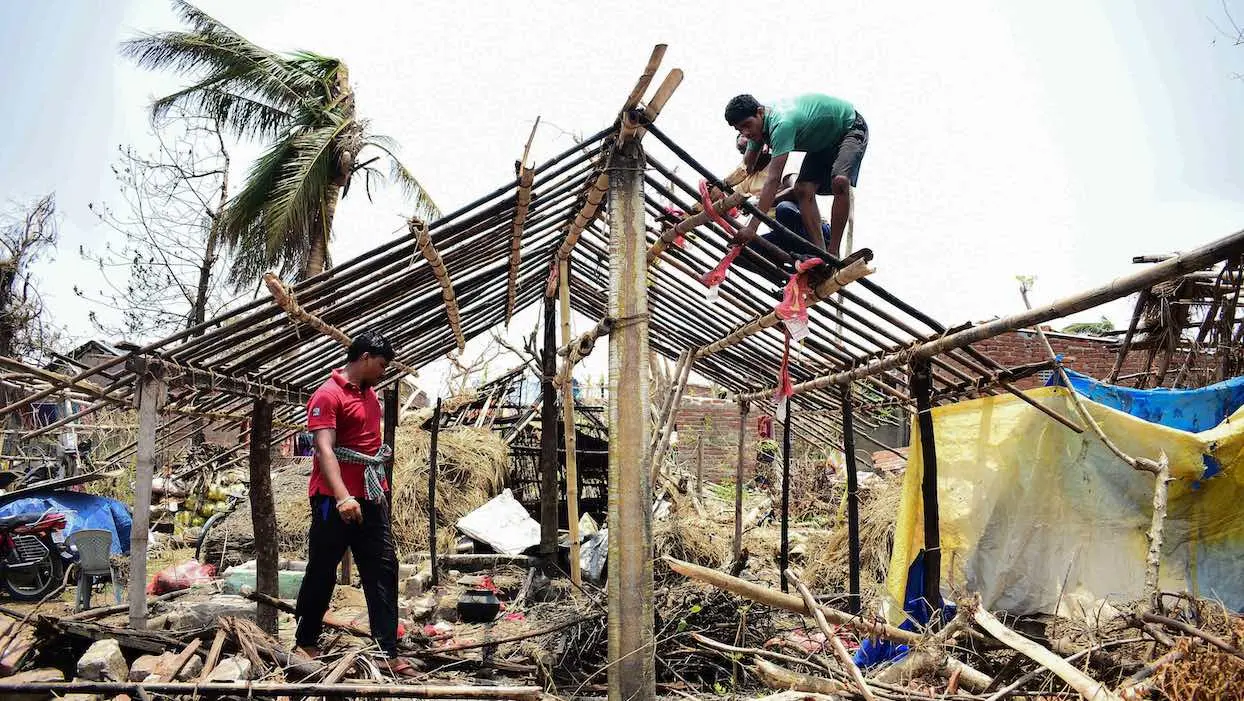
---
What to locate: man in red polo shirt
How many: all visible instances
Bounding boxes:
[294,330,412,673]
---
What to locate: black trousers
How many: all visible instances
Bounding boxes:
[295,494,399,656]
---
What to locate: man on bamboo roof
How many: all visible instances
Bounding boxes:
[725,92,868,258]
[294,329,417,677]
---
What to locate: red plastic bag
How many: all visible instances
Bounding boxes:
[147,558,216,595]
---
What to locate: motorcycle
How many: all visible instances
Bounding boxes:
[0,509,73,600]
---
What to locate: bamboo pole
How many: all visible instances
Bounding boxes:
[736,228,1244,401]
[646,192,747,264]
[732,399,749,560]
[647,348,694,480]
[785,570,877,701]
[558,259,583,588]
[620,66,684,143]
[505,117,540,326]
[540,295,559,555]
[694,257,875,360]
[412,218,467,351]
[621,44,667,112]
[911,360,943,610]
[129,372,166,630]
[263,273,419,376]
[551,171,610,272]
[971,597,1120,701]
[605,138,655,701]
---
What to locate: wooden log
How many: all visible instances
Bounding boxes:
[129,373,166,630]
[911,360,943,610]
[147,637,201,682]
[971,597,1120,701]
[411,218,467,351]
[558,259,583,588]
[606,138,656,701]
[784,570,876,701]
[839,384,861,614]
[694,257,875,361]
[0,681,543,699]
[504,118,540,325]
[249,396,278,635]
[199,629,227,683]
[752,658,847,697]
[663,555,991,689]
[621,45,667,112]
[737,227,1244,401]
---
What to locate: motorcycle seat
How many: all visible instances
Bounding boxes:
[0,512,44,529]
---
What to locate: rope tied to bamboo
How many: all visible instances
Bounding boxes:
[409,217,467,351]
[263,273,419,377]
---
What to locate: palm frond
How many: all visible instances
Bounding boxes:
[152,80,294,140]
[263,120,348,255]
[360,135,440,220]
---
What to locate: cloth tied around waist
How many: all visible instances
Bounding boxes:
[332,444,394,502]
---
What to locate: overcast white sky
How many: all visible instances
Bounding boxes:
[2,0,1243,394]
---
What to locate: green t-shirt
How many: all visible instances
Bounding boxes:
[747,93,856,157]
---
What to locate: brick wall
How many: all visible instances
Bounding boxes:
[969,329,1204,389]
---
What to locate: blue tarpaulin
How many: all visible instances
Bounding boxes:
[1048,369,1244,433]
[854,550,957,668]
[0,491,132,555]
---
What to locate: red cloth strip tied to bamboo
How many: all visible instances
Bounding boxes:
[775,328,795,421]
[697,179,742,288]
[774,256,824,340]
[663,206,687,249]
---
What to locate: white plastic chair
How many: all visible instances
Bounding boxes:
[68,529,121,611]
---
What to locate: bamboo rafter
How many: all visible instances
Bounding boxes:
[646,191,746,264]
[411,217,468,350]
[263,273,420,376]
[505,118,541,325]
[694,256,876,360]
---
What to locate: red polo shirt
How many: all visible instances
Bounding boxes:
[306,369,387,498]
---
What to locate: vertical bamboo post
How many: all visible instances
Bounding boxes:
[694,425,705,497]
[129,372,166,630]
[558,259,583,588]
[540,295,559,555]
[840,383,861,614]
[606,138,655,701]
[733,400,749,560]
[647,349,693,481]
[429,398,442,588]
[911,360,943,611]
[249,396,277,635]
[779,401,792,593]
[383,388,398,512]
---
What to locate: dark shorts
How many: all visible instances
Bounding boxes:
[797,111,868,194]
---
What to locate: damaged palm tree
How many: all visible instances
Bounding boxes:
[121,0,438,285]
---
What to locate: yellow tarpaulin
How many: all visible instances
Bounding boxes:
[885,386,1244,621]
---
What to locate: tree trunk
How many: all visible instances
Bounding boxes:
[189,144,228,335]
[302,186,339,280]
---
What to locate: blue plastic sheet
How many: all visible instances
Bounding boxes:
[0,491,132,555]
[854,550,957,668]
[1048,369,1244,433]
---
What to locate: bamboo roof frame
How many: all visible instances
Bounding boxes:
[0,45,1239,453]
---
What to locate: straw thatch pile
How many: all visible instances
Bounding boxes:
[206,425,507,566]
[389,424,506,555]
